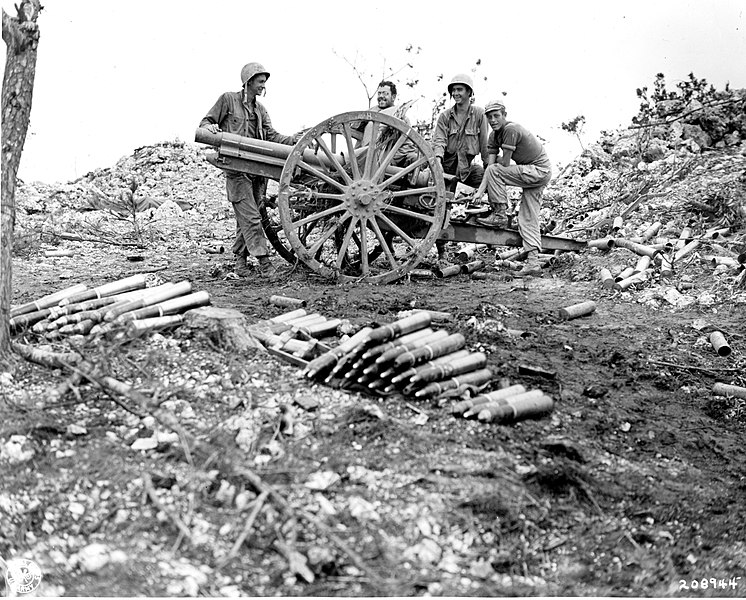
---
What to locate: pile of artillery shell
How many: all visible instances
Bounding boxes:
[301,311,494,402]
[9,275,210,339]
[247,307,342,361]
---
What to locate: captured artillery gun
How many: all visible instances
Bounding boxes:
[195,110,585,284]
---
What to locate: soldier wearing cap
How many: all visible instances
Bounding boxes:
[199,62,303,277]
[473,99,552,276]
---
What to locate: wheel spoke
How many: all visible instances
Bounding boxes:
[359,217,370,274]
[314,136,353,185]
[297,160,347,192]
[371,133,407,182]
[308,213,351,256]
[336,217,360,269]
[377,212,417,247]
[370,217,398,269]
[389,185,438,198]
[342,123,361,180]
[381,203,437,224]
[363,122,380,179]
[378,156,428,190]
[289,202,345,230]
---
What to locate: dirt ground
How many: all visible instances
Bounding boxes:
[2,219,745,596]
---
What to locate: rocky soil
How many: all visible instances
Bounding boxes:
[1,84,745,597]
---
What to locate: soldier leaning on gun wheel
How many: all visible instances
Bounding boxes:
[199,62,304,278]
[473,99,552,277]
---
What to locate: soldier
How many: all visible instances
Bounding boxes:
[431,73,490,264]
[199,62,303,277]
[356,80,418,167]
[474,99,552,276]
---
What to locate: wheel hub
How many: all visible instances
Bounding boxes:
[344,179,383,216]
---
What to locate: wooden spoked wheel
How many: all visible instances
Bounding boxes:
[277,111,447,284]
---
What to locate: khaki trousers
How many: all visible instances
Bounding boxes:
[485,158,551,252]
[226,173,268,258]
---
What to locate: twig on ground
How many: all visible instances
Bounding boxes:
[648,358,741,375]
[217,490,270,570]
[141,472,193,543]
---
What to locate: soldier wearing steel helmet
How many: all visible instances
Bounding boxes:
[199,62,303,277]
[472,98,552,276]
[430,73,489,264]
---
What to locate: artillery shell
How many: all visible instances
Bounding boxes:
[10,283,88,318]
[269,308,307,323]
[558,301,596,320]
[378,329,450,366]
[396,309,453,323]
[391,349,471,386]
[460,384,528,418]
[709,331,732,357]
[59,274,148,306]
[417,368,494,400]
[712,382,746,399]
[476,390,550,422]
[394,333,466,367]
[9,308,53,331]
[270,295,306,308]
[367,312,432,344]
[362,328,435,362]
[303,326,373,379]
[405,352,487,389]
[300,318,341,338]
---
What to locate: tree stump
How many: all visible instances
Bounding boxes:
[183,307,263,352]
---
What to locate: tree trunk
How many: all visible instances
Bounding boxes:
[1,0,41,368]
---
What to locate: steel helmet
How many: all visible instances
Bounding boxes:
[447,73,474,95]
[241,62,270,86]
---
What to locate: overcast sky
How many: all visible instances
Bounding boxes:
[1,0,745,184]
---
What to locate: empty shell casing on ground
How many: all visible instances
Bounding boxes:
[615,266,636,282]
[612,216,624,231]
[588,238,615,250]
[460,260,485,274]
[558,301,597,320]
[409,269,435,279]
[712,382,746,399]
[494,259,522,270]
[457,243,484,262]
[396,309,453,323]
[674,240,700,262]
[44,249,74,257]
[634,256,651,272]
[613,239,660,260]
[641,222,662,241]
[269,308,307,323]
[709,331,732,357]
[435,264,462,278]
[269,295,306,308]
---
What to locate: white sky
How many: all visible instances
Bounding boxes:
[2,0,745,184]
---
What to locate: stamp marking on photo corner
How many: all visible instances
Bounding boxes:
[678,576,742,592]
[1,557,43,596]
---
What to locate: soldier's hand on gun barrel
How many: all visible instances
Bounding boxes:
[204,124,221,134]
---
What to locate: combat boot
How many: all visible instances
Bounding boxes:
[517,250,542,277]
[257,255,277,277]
[235,253,251,277]
[476,203,508,228]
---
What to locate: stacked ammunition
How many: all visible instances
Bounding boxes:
[9,275,210,339]
[449,384,555,424]
[301,311,493,402]
[248,307,342,362]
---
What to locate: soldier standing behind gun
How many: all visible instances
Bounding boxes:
[199,62,303,277]
[431,73,490,264]
[474,99,552,276]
